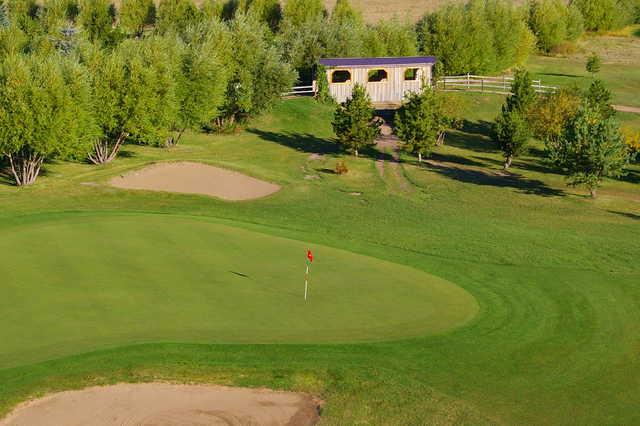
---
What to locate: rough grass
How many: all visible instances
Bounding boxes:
[0,95,638,424]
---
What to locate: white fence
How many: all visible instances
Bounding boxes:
[436,74,557,95]
[282,84,315,97]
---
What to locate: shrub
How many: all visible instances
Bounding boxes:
[332,84,381,157]
[586,52,601,74]
[335,159,348,174]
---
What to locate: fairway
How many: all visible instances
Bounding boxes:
[0,213,478,369]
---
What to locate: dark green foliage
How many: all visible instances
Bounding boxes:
[78,0,118,45]
[585,78,615,119]
[245,0,281,32]
[550,102,629,196]
[494,68,535,168]
[494,109,530,168]
[315,64,333,104]
[586,52,601,74]
[395,87,454,162]
[506,68,536,114]
[332,84,381,156]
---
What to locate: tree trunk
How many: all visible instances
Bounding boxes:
[89,132,128,165]
[590,187,597,198]
[418,152,423,163]
[354,148,358,157]
[504,155,512,170]
[7,151,44,186]
[436,131,446,146]
[166,127,187,147]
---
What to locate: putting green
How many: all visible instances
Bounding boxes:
[0,213,478,368]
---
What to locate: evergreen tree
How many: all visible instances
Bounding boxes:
[494,109,530,169]
[119,0,155,37]
[586,52,602,75]
[332,84,381,157]
[505,68,536,114]
[585,78,615,119]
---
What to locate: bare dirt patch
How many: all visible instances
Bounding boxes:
[0,383,320,426]
[110,162,281,201]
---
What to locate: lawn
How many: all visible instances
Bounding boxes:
[528,30,640,109]
[0,96,638,425]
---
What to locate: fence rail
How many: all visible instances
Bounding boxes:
[282,84,315,96]
[437,74,557,95]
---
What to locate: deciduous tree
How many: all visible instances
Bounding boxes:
[550,102,629,197]
[0,54,96,185]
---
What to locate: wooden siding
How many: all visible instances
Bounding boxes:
[326,65,432,104]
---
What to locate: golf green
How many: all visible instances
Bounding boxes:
[0,213,478,368]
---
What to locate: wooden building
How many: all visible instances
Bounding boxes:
[317,56,437,105]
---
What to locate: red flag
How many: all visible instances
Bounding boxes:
[307,249,313,263]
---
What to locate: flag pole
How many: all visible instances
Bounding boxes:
[304,263,309,301]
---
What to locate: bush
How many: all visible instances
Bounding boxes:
[335,160,348,174]
[332,84,381,157]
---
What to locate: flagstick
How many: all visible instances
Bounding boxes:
[304,264,309,301]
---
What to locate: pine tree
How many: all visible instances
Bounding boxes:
[332,84,381,157]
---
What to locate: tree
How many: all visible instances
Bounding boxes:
[586,52,601,75]
[219,14,296,127]
[156,0,201,35]
[0,54,96,185]
[527,0,568,53]
[84,36,180,163]
[494,109,530,169]
[395,88,458,162]
[332,84,381,157]
[169,27,228,145]
[530,87,582,146]
[119,0,155,37]
[505,68,536,114]
[78,0,117,45]
[585,78,615,119]
[550,102,629,197]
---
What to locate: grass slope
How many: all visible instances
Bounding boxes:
[0,96,638,424]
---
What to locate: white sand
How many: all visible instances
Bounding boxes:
[110,162,281,201]
[0,383,320,426]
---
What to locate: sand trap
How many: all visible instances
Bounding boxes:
[110,162,281,201]
[0,383,320,426]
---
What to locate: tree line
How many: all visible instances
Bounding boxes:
[0,0,639,185]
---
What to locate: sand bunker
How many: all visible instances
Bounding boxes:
[110,162,281,201]
[0,383,320,426]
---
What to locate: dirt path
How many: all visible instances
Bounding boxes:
[613,105,640,114]
[0,383,320,426]
[375,134,412,193]
[110,161,280,201]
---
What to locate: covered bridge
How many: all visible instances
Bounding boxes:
[317,56,436,105]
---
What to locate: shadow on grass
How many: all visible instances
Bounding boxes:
[247,128,338,154]
[475,155,559,175]
[537,72,583,79]
[633,27,640,38]
[424,162,565,197]
[446,120,497,153]
[608,210,640,220]
[620,169,640,184]
[431,152,485,167]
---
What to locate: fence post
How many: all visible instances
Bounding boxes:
[467,73,470,89]
[503,75,506,93]
[481,77,484,93]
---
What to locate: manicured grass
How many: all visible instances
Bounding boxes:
[0,212,476,368]
[0,96,638,424]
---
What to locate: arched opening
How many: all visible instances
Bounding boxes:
[367,69,388,82]
[404,68,419,81]
[331,70,351,83]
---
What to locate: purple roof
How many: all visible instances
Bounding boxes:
[318,56,436,67]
